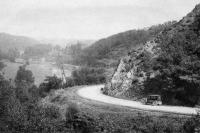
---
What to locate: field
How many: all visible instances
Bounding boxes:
[1,60,72,86]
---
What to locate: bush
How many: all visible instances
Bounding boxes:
[64,77,76,87]
[65,103,100,133]
[24,103,65,132]
[65,103,79,121]
[183,115,200,133]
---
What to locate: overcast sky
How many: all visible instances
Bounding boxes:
[0,0,199,40]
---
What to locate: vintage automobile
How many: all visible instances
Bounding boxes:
[145,95,162,106]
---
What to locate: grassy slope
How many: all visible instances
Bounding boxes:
[42,86,190,132]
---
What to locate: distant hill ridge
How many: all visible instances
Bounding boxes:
[0,33,40,52]
[78,21,176,68]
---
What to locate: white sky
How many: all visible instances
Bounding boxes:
[0,0,199,40]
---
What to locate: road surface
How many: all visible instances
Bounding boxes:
[77,85,198,115]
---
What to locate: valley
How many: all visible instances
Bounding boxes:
[1,59,72,85]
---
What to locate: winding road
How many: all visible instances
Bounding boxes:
[77,85,198,115]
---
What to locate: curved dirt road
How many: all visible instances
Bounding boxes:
[77,85,198,115]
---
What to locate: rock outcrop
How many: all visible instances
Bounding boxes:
[104,40,159,99]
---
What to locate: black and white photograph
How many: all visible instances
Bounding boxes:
[0,0,200,132]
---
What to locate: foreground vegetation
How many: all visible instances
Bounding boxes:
[0,61,199,133]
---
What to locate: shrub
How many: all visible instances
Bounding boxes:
[64,77,76,87]
[65,103,79,121]
[183,115,200,133]
[65,104,100,133]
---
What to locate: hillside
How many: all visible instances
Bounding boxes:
[0,33,39,52]
[72,22,176,68]
[104,3,200,106]
[86,30,149,60]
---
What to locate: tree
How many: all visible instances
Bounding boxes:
[0,62,5,71]
[7,48,20,62]
[39,75,62,97]
[15,65,35,102]
[15,65,34,85]
[23,44,52,59]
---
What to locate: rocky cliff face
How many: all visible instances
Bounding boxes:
[104,40,159,99]
[104,3,200,100]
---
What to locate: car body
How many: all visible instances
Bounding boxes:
[145,95,162,106]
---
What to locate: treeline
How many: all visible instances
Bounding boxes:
[0,43,54,62]
[66,67,106,86]
[23,44,53,59]
[0,48,20,62]
[39,67,106,97]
